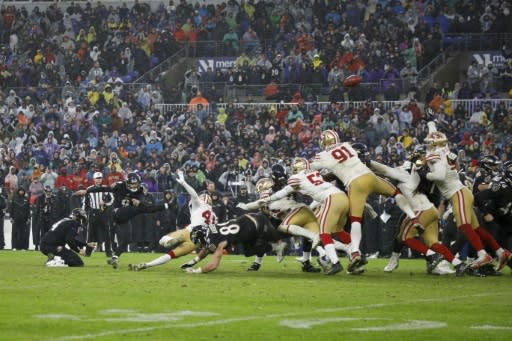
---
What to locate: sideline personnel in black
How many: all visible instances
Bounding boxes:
[40,208,96,267]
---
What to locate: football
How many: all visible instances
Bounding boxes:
[343,74,362,87]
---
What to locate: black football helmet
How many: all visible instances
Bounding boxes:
[352,143,370,164]
[71,208,88,226]
[410,144,427,163]
[126,172,142,192]
[271,164,287,182]
[351,142,369,158]
[190,225,208,246]
[478,155,501,175]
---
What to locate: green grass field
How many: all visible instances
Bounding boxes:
[1,250,511,341]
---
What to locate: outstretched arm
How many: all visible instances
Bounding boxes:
[175,169,200,202]
[369,160,409,181]
[185,241,227,274]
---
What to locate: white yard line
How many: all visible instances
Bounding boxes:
[43,292,506,341]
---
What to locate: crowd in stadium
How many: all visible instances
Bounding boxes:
[0,0,511,274]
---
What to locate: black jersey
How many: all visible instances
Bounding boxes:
[41,218,86,252]
[88,181,144,208]
[203,213,277,252]
[475,179,512,220]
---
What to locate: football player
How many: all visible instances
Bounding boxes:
[183,213,283,274]
[473,155,502,194]
[40,208,96,267]
[247,157,353,275]
[424,122,511,271]
[238,171,325,273]
[474,160,512,272]
[369,145,466,276]
[128,169,218,271]
[310,130,423,273]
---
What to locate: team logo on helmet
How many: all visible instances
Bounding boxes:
[291,157,310,174]
[255,178,274,193]
[320,129,340,150]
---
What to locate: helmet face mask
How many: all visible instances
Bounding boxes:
[199,193,213,205]
[424,132,448,151]
[351,143,369,159]
[190,225,207,246]
[126,172,141,192]
[320,130,340,150]
[291,157,310,174]
[410,144,426,163]
[479,155,501,175]
[271,164,287,182]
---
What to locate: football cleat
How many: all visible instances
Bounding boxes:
[497,249,512,271]
[454,261,467,277]
[107,256,119,269]
[298,259,321,273]
[480,264,502,276]
[431,260,455,275]
[347,251,362,273]
[466,266,486,277]
[247,262,261,271]
[317,255,332,273]
[128,263,147,271]
[325,261,342,275]
[426,254,443,274]
[348,254,367,275]
[470,253,493,269]
[384,252,400,272]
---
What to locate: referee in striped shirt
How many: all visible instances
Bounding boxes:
[83,172,114,257]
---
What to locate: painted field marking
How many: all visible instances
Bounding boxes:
[42,292,509,341]
[470,325,512,330]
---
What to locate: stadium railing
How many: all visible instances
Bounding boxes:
[155,99,512,115]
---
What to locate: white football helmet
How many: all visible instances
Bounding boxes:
[255,178,274,194]
[198,193,213,206]
[291,157,310,174]
[320,129,340,150]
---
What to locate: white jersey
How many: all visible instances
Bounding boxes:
[178,178,217,231]
[310,142,371,186]
[426,149,464,199]
[286,169,341,203]
[259,188,305,219]
[370,160,433,212]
